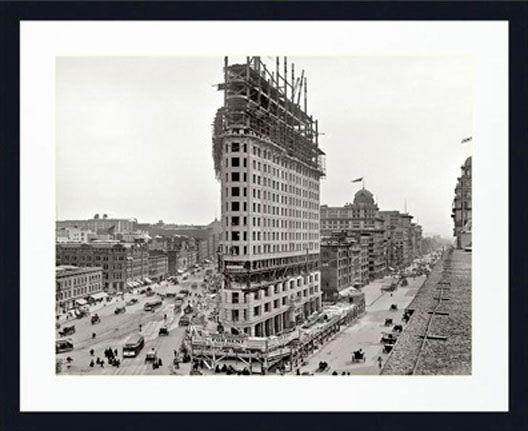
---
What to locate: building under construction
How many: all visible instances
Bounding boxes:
[211,56,326,337]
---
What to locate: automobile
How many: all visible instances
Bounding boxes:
[56,338,74,354]
[184,304,194,315]
[180,289,189,295]
[165,292,177,298]
[114,306,126,314]
[91,314,101,325]
[145,348,158,363]
[179,316,190,326]
[126,298,139,306]
[146,291,155,297]
[58,325,76,337]
[190,369,203,375]
[158,326,169,336]
[191,283,198,289]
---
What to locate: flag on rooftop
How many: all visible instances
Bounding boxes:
[461,137,472,144]
[351,177,363,183]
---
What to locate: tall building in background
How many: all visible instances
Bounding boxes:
[320,188,387,281]
[452,156,472,249]
[212,56,326,336]
[56,214,137,234]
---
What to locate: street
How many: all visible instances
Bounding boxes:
[57,265,218,375]
[298,273,427,375]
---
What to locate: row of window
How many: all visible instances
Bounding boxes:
[225,200,318,221]
[226,231,319,242]
[225,141,320,182]
[58,274,101,287]
[225,215,318,231]
[230,289,320,322]
[225,242,318,255]
[57,283,101,299]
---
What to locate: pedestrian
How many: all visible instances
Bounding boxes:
[89,360,94,368]
[377,356,383,370]
[92,332,96,339]
[114,349,118,357]
[100,361,104,368]
[90,349,94,356]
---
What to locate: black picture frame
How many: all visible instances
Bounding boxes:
[1,2,527,431]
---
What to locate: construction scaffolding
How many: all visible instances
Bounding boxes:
[189,302,365,374]
[212,56,325,179]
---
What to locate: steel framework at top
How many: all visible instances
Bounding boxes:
[213,56,325,178]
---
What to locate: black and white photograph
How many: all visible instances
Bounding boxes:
[54,54,473,377]
[12,16,518,420]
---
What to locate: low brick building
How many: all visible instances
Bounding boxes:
[148,250,168,282]
[320,234,361,301]
[56,265,103,313]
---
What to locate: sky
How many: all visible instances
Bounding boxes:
[57,56,473,237]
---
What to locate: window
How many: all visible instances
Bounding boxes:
[232,292,239,304]
[231,216,239,226]
[231,142,240,152]
[231,157,240,167]
[231,172,240,181]
[232,187,240,196]
[232,231,240,241]
[231,201,240,211]
[254,306,261,316]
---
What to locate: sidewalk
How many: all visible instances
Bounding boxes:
[298,274,426,375]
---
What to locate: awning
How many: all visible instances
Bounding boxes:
[144,278,153,284]
[126,282,134,288]
[90,292,108,300]
[177,270,184,274]
[75,298,88,305]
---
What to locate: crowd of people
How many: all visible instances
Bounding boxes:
[88,346,121,368]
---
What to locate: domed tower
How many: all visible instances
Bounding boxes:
[352,188,379,217]
[353,188,376,207]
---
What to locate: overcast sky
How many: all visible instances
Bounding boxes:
[57,56,473,237]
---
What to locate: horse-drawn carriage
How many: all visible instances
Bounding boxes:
[402,309,413,323]
[351,349,366,363]
[393,324,403,333]
[317,361,330,372]
[58,325,76,337]
[380,332,398,344]
[389,304,398,311]
[75,308,88,319]
[383,343,394,354]
[114,306,126,315]
[91,313,101,325]
[384,318,393,327]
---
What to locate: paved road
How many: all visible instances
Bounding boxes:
[57,265,218,375]
[298,274,427,375]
